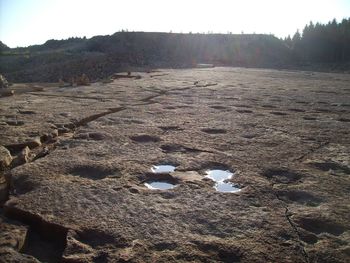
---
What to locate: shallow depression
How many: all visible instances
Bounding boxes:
[206,169,233,181]
[215,182,241,193]
[144,181,177,190]
[205,169,240,193]
[151,164,176,173]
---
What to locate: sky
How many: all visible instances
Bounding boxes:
[1,0,350,48]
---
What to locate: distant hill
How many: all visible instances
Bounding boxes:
[0,32,295,82]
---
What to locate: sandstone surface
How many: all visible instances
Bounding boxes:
[0,68,349,262]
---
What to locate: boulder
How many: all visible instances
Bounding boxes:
[11,147,30,167]
[0,74,9,89]
[0,146,12,170]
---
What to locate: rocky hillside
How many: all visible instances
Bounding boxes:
[0,32,295,82]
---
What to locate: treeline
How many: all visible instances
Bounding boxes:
[285,18,350,63]
[1,18,350,83]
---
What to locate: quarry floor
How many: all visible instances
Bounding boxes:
[1,67,350,263]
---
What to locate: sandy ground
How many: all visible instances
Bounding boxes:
[0,67,350,262]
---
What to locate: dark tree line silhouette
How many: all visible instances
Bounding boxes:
[285,18,350,63]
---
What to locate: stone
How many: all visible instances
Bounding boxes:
[24,138,42,149]
[0,216,39,263]
[0,173,9,202]
[0,74,9,89]
[0,146,12,170]
[11,147,30,167]
[0,90,14,97]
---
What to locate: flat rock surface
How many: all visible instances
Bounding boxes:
[0,68,350,262]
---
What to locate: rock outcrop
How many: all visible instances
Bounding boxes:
[0,68,349,262]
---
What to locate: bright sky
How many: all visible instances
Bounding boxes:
[1,0,349,48]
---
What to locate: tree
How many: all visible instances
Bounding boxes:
[284,35,292,48]
[286,18,350,63]
[291,30,301,50]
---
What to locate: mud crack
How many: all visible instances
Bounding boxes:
[74,106,125,126]
[3,205,68,262]
[28,92,108,101]
[275,193,309,263]
[1,107,127,204]
[132,86,195,106]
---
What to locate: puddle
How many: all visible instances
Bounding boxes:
[215,182,241,193]
[145,164,178,190]
[144,181,177,190]
[205,169,240,193]
[206,170,233,181]
[151,165,176,173]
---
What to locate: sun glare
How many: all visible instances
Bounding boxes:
[0,0,349,47]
